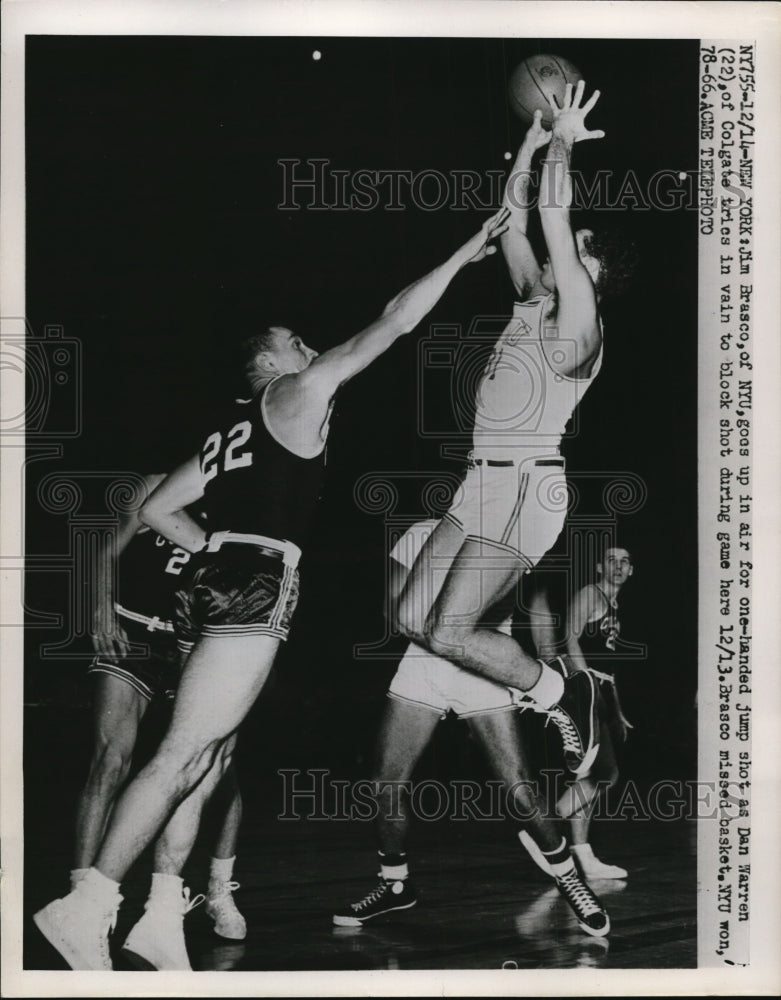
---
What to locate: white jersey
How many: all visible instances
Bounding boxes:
[472,294,602,459]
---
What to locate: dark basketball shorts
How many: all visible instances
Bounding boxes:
[174,531,301,655]
[88,616,179,702]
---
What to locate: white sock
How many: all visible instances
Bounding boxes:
[148,872,184,900]
[70,867,90,891]
[380,862,409,881]
[525,661,565,710]
[79,867,122,901]
[209,855,236,884]
[571,843,594,860]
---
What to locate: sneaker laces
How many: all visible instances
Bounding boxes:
[352,878,393,913]
[546,705,582,756]
[556,868,602,918]
[209,880,240,900]
[184,888,206,914]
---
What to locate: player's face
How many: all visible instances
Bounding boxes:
[267,326,319,373]
[599,548,633,586]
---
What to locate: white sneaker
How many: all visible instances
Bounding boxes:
[34,886,120,970]
[572,844,628,880]
[122,883,204,970]
[206,880,247,940]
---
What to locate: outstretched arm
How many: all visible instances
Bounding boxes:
[289,209,509,399]
[539,81,605,375]
[91,473,165,659]
[139,455,208,554]
[501,110,550,297]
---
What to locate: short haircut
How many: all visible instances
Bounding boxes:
[582,226,639,298]
[240,328,278,380]
[599,545,634,567]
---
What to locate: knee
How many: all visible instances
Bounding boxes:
[423,614,461,659]
[91,738,133,788]
[155,737,223,792]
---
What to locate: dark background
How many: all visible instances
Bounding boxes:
[24,36,699,815]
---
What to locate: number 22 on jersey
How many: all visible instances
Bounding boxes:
[202,419,253,482]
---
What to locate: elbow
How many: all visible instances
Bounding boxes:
[137,498,157,529]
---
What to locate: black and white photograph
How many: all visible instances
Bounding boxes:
[1,1,779,996]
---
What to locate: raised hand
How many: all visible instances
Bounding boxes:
[521,109,552,155]
[461,207,511,264]
[548,80,605,143]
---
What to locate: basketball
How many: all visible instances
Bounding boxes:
[508,55,583,127]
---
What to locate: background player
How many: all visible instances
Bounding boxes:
[397,83,637,775]
[76,473,247,950]
[34,209,510,970]
[555,546,636,879]
[333,518,610,937]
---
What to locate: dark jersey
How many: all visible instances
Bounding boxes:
[578,586,621,670]
[200,386,326,548]
[115,525,194,629]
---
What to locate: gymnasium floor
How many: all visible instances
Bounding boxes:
[22,700,696,972]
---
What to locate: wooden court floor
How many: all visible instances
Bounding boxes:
[23,704,696,972]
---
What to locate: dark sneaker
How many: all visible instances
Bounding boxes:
[544,656,599,777]
[555,867,610,937]
[333,878,417,927]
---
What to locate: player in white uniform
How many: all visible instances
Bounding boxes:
[397,83,636,776]
[332,518,611,937]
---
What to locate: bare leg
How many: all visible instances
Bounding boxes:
[74,675,148,868]
[372,694,442,855]
[94,633,280,882]
[468,710,561,852]
[424,538,543,689]
[209,762,243,860]
[153,735,238,875]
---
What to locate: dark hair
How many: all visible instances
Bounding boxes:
[582,227,639,298]
[599,545,634,567]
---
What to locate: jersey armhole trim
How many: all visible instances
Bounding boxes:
[261,377,327,460]
[537,299,604,383]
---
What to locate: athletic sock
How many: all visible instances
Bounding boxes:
[378,851,409,881]
[79,866,122,902]
[148,872,184,901]
[525,661,565,710]
[540,837,576,877]
[70,867,90,891]
[209,855,236,884]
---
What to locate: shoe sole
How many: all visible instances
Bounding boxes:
[332,899,417,927]
[34,906,110,971]
[575,912,611,938]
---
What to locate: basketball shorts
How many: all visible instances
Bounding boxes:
[388,640,518,719]
[591,669,625,749]
[88,616,179,702]
[174,531,301,654]
[444,455,567,567]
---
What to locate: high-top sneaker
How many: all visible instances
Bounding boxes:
[333,877,417,927]
[122,874,204,970]
[543,656,600,776]
[34,869,122,970]
[206,879,247,940]
[554,866,611,937]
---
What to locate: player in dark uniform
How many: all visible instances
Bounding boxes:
[556,547,635,879]
[34,208,510,970]
[74,473,247,950]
